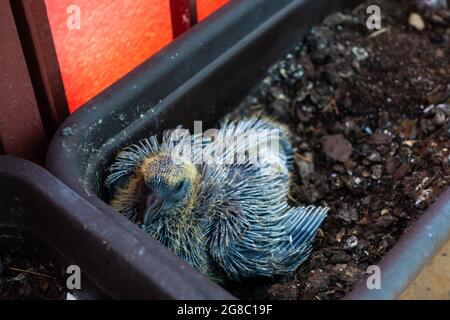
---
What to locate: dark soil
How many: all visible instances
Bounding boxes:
[0,230,66,300]
[224,0,450,300]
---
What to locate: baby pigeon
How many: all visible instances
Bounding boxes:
[106,117,327,280]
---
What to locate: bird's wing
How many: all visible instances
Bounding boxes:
[207,179,328,279]
[201,152,327,278]
[198,117,325,278]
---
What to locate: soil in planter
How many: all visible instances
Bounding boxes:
[0,229,67,300]
[222,0,450,300]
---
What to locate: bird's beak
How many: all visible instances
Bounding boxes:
[143,192,165,225]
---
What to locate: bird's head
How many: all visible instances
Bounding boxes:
[111,153,199,226]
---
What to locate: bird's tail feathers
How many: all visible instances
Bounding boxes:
[274,205,327,269]
[268,206,328,274]
[285,205,328,249]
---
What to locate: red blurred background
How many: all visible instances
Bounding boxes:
[197,0,229,20]
[45,0,229,113]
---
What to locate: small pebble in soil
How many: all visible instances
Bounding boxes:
[409,13,426,30]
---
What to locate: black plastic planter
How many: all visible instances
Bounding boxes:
[46,0,450,299]
[0,156,230,299]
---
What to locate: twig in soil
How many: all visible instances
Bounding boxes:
[287,193,302,207]
[367,27,390,39]
[323,99,340,115]
[8,267,57,280]
[295,153,313,163]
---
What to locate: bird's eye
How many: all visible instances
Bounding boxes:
[175,181,185,192]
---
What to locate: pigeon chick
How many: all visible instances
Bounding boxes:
[106,117,328,280]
